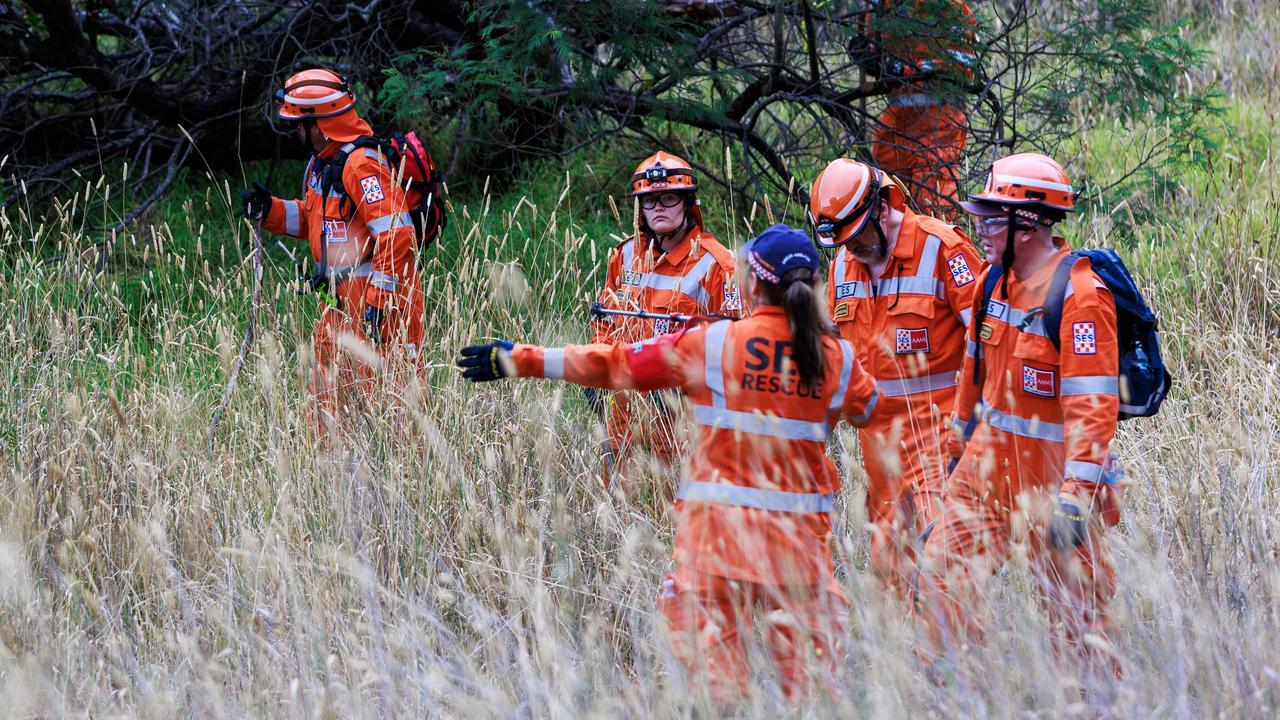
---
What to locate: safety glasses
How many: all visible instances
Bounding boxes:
[640,192,684,210]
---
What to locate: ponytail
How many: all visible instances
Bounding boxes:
[761,268,826,391]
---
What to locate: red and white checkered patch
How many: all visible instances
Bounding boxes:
[1022,365,1056,397]
[1072,321,1097,354]
[360,175,385,204]
[947,254,975,287]
[895,327,930,354]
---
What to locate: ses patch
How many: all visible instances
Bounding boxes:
[1022,365,1056,397]
[723,282,742,311]
[360,175,385,204]
[1072,321,1097,354]
[895,327,930,354]
[947,254,975,287]
[653,318,670,335]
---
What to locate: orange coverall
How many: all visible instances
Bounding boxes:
[826,210,982,596]
[512,307,878,699]
[870,1,976,220]
[920,243,1122,660]
[261,131,425,432]
[589,228,741,479]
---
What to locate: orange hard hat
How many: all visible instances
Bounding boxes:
[631,151,698,196]
[276,69,371,143]
[961,152,1077,218]
[807,158,905,249]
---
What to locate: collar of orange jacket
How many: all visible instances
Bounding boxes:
[1012,244,1074,291]
[647,226,708,267]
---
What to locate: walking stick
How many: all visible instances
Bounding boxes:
[208,221,265,451]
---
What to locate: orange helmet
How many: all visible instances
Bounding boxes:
[631,151,697,196]
[276,69,371,143]
[807,158,905,249]
[961,152,1077,219]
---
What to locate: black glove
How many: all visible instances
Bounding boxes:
[1049,497,1089,550]
[239,181,272,221]
[457,340,515,382]
[362,305,384,346]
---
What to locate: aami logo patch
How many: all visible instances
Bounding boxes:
[360,175,385,204]
[1022,365,1057,397]
[947,254,975,287]
[895,327,930,354]
[1072,321,1097,355]
[322,219,348,243]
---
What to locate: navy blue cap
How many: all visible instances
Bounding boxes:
[742,224,819,284]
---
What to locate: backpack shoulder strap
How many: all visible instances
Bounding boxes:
[1042,253,1082,351]
[969,266,1004,384]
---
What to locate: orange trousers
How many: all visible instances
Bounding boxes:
[657,564,849,702]
[601,389,682,486]
[916,471,1116,665]
[311,275,425,437]
[872,100,968,221]
[859,422,949,598]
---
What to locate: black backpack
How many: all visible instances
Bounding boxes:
[974,248,1172,420]
[319,131,447,249]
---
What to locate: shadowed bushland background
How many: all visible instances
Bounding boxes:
[1,0,1278,716]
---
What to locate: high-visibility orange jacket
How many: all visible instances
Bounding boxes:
[589,228,742,469]
[261,139,419,312]
[950,243,1121,518]
[591,228,741,344]
[826,211,981,527]
[511,306,879,585]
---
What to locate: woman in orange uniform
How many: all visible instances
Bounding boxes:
[458,225,879,700]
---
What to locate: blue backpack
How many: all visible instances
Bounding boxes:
[976,248,1172,420]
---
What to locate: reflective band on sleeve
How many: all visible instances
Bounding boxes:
[965,340,980,359]
[693,406,828,441]
[1065,460,1106,483]
[1061,375,1119,396]
[703,320,730,408]
[848,386,879,425]
[984,408,1063,442]
[282,200,301,236]
[826,340,854,413]
[677,479,834,514]
[959,307,972,325]
[543,348,565,379]
[916,234,942,279]
[325,261,374,282]
[878,370,959,398]
[367,212,413,235]
[369,271,398,292]
[952,413,974,440]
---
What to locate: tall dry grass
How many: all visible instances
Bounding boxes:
[3,41,1280,720]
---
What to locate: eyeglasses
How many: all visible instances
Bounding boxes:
[640,192,684,210]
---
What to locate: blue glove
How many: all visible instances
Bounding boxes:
[457,340,515,382]
[362,305,384,345]
[1049,497,1088,549]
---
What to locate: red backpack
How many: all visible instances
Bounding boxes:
[320,131,448,249]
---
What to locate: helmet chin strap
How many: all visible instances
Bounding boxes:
[1000,205,1018,299]
[869,198,889,260]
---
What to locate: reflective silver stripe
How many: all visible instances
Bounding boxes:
[1064,277,1107,301]
[848,386,879,425]
[959,307,972,325]
[621,239,635,271]
[833,248,849,285]
[325,261,374,282]
[878,370,959,398]
[640,271,712,306]
[826,339,854,414]
[369,271,398,291]
[543,348,565,379]
[367,211,413,235]
[965,340,980,359]
[282,200,301,237]
[916,234,942,279]
[678,479,834,514]
[693,406,828,441]
[363,148,390,169]
[1061,375,1119,396]
[874,276,945,298]
[984,408,1063,442]
[703,320,730,408]
[887,93,939,108]
[952,413,975,440]
[1065,460,1105,482]
[340,142,357,154]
